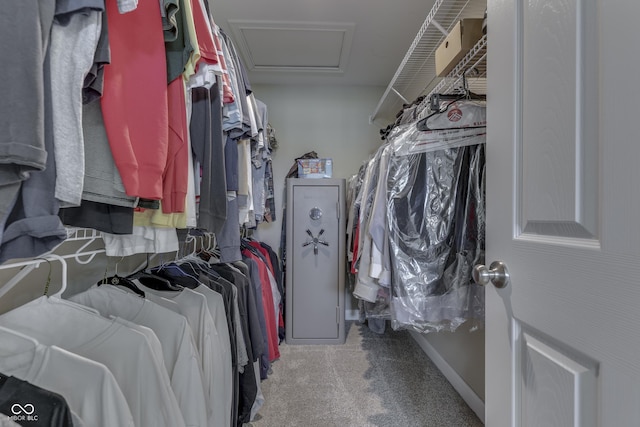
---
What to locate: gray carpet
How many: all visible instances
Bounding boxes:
[251,322,484,427]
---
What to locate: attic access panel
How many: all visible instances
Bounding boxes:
[227,20,355,73]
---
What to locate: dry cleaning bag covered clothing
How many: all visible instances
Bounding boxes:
[386,100,486,333]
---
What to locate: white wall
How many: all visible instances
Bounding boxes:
[251,84,385,253]
[251,84,385,316]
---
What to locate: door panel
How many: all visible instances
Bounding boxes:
[487,0,640,425]
[516,323,598,427]
[518,0,599,240]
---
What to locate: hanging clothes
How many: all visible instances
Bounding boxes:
[136,284,227,427]
[0,375,74,427]
[350,100,487,334]
[238,257,270,379]
[0,327,134,427]
[50,7,103,207]
[0,0,54,247]
[101,0,169,200]
[69,285,209,427]
[153,260,255,427]
[0,296,187,427]
[240,247,279,361]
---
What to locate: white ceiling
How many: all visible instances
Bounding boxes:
[209,0,438,87]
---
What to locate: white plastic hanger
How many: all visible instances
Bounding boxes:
[0,325,39,347]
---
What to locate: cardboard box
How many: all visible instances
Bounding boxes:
[435,18,484,77]
[297,158,333,178]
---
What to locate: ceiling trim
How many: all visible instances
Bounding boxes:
[227,20,356,74]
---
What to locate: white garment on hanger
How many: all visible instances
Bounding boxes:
[368,144,393,286]
[352,152,383,302]
[0,328,134,427]
[185,87,198,228]
[191,284,233,427]
[102,226,179,256]
[70,285,208,427]
[0,296,186,427]
[135,284,227,427]
[238,138,253,226]
[0,413,20,427]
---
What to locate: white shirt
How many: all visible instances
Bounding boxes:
[0,327,134,427]
[368,144,393,286]
[135,284,227,427]
[70,286,208,427]
[103,226,179,256]
[185,90,197,228]
[192,285,233,427]
[0,413,19,427]
[112,317,166,371]
[0,296,186,427]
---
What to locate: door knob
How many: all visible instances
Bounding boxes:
[472,261,510,288]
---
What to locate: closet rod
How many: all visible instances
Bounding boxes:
[0,253,72,300]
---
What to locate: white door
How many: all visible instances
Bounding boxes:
[485,0,640,426]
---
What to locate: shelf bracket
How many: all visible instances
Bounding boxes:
[431,19,449,36]
[391,88,409,104]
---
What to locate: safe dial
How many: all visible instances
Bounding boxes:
[309,207,323,220]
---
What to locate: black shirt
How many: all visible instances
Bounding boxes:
[0,375,73,427]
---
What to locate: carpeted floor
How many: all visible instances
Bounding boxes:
[250,322,484,427]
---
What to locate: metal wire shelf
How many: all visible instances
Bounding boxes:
[370,0,486,123]
[416,33,487,120]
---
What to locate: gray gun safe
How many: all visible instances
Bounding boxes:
[285,178,346,344]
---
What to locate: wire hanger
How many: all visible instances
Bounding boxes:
[37,258,52,296]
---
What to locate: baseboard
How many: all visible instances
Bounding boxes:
[345,309,359,321]
[409,331,485,423]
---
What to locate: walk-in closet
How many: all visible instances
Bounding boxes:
[1,0,639,425]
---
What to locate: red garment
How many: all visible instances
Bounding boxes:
[101,0,168,199]
[162,78,188,213]
[248,241,285,334]
[190,0,218,66]
[211,28,235,104]
[248,241,274,274]
[351,221,361,274]
[242,249,280,362]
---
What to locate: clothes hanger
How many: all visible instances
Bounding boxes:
[37,258,53,297]
[127,253,182,291]
[200,232,221,262]
[28,254,69,298]
[0,325,39,346]
[194,233,215,261]
[152,262,201,289]
[416,74,486,132]
[97,256,145,297]
[152,237,202,287]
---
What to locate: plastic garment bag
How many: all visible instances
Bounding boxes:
[386,100,486,333]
